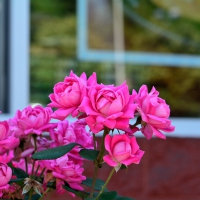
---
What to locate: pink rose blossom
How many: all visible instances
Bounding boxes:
[103,134,144,168]
[0,162,12,187]
[0,184,10,198]
[134,85,175,140]
[9,105,53,136]
[79,82,137,133]
[41,154,85,195]
[0,121,19,154]
[0,151,14,163]
[48,71,97,120]
[49,119,93,165]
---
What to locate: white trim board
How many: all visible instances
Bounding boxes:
[0,0,30,120]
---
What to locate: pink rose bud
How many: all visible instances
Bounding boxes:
[0,121,19,154]
[48,71,97,120]
[0,162,12,187]
[9,105,53,136]
[103,134,144,169]
[134,85,175,140]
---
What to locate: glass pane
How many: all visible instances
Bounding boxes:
[30,0,200,117]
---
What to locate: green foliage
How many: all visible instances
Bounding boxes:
[98,191,117,200]
[63,184,89,199]
[9,178,24,187]
[82,178,107,191]
[79,149,100,161]
[13,167,29,179]
[115,197,135,200]
[32,142,80,160]
[24,194,41,200]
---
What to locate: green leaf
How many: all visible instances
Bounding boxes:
[115,196,135,200]
[62,185,89,198]
[13,167,28,178]
[79,149,99,161]
[31,142,80,160]
[82,178,108,191]
[9,178,24,186]
[120,164,128,170]
[99,191,117,200]
[24,193,40,200]
[85,198,95,200]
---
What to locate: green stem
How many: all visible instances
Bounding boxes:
[39,168,45,179]
[30,135,38,178]
[25,157,28,173]
[28,189,33,200]
[31,160,36,178]
[93,133,97,150]
[95,168,115,200]
[130,116,141,129]
[89,128,110,198]
[89,162,98,198]
[33,134,38,152]
[38,187,51,200]
[97,127,109,168]
[34,164,40,177]
[20,139,28,173]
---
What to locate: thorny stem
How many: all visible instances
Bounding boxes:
[130,116,141,129]
[89,127,110,198]
[31,160,36,178]
[25,157,28,174]
[39,168,46,179]
[95,168,115,200]
[97,127,109,168]
[33,134,38,152]
[38,187,51,200]
[20,139,28,173]
[31,135,38,177]
[34,164,40,177]
[93,133,97,150]
[89,163,99,198]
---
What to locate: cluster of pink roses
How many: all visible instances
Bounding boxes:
[0,71,174,199]
[0,105,94,198]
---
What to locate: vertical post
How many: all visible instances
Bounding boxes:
[0,0,9,113]
[113,0,126,85]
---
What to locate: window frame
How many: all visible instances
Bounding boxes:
[77,0,200,137]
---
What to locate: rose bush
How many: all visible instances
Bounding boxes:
[0,71,174,200]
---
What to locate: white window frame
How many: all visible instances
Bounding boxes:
[0,0,30,120]
[77,0,200,138]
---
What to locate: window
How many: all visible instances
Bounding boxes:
[77,0,200,137]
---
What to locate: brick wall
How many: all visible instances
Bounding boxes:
[47,137,200,200]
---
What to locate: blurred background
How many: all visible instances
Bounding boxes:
[30,0,200,118]
[1,0,200,199]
